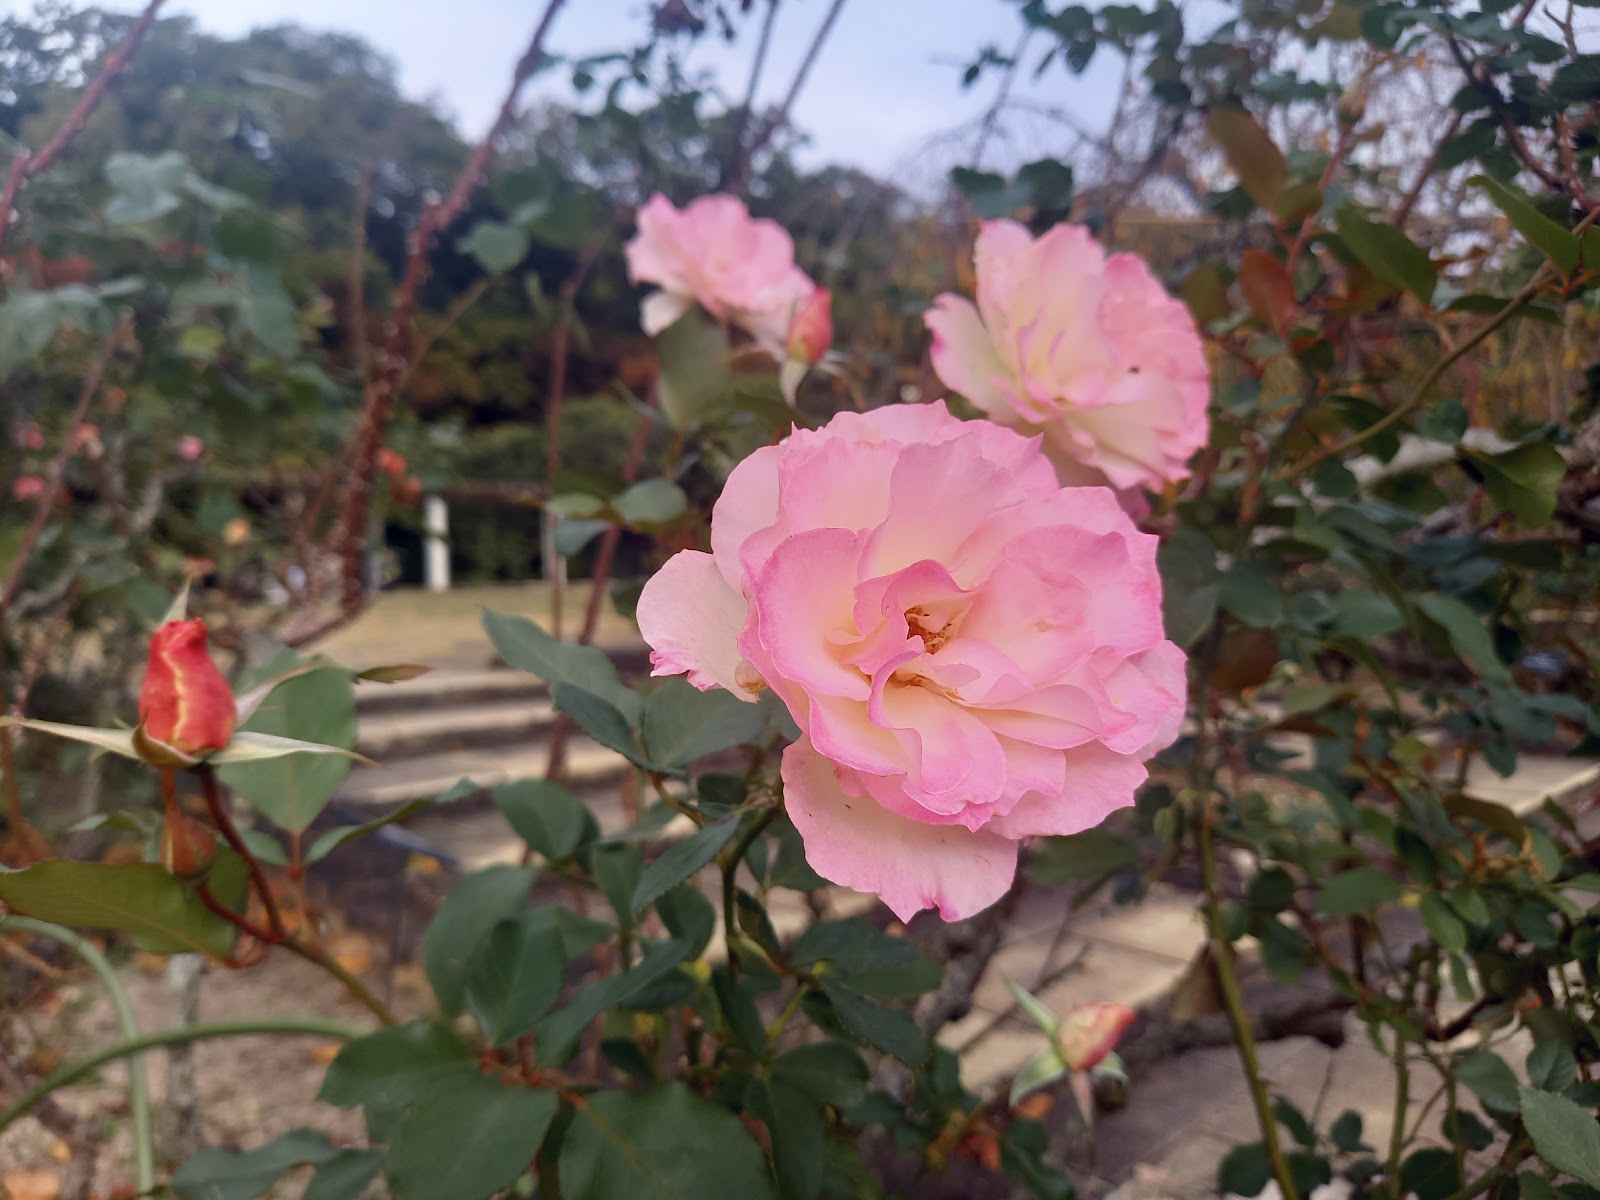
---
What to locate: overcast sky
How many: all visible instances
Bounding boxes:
[2,0,1121,180]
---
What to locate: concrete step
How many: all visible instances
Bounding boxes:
[336,737,631,809]
[354,668,547,715]
[357,697,558,760]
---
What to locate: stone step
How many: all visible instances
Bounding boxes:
[336,737,631,809]
[354,668,547,715]
[357,697,558,760]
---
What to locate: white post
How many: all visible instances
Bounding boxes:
[424,494,450,593]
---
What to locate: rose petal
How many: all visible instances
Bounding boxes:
[635,550,759,700]
[986,742,1146,838]
[783,738,1017,921]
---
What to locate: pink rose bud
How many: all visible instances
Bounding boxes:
[635,402,1186,922]
[786,288,833,365]
[15,423,44,451]
[1056,1002,1136,1071]
[11,475,46,502]
[71,424,102,459]
[176,435,205,462]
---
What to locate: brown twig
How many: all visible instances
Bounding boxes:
[319,0,569,622]
[725,0,783,192]
[1394,111,1462,227]
[724,0,848,194]
[0,0,168,265]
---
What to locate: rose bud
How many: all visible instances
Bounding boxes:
[785,287,833,365]
[1056,1002,1136,1071]
[138,619,238,757]
[376,447,407,476]
[160,797,218,880]
[11,475,46,502]
[176,435,205,462]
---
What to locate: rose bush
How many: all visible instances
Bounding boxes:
[924,219,1210,496]
[637,400,1185,919]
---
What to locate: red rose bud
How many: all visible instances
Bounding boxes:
[160,795,218,880]
[1056,1002,1135,1071]
[376,448,407,476]
[139,619,237,756]
[786,287,833,365]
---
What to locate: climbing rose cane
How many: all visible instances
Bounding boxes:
[636,402,1185,920]
[139,618,238,757]
[924,220,1209,496]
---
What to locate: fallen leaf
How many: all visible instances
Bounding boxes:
[3,1167,62,1200]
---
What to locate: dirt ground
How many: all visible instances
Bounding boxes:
[0,939,435,1199]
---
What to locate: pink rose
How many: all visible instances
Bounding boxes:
[626,193,815,340]
[925,220,1210,495]
[636,401,1185,921]
[14,422,44,452]
[176,435,204,462]
[11,475,46,502]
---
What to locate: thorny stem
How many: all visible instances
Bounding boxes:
[198,765,285,940]
[1198,806,1301,1200]
[0,1017,365,1134]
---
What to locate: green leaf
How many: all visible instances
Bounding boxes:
[1516,1094,1593,1190]
[1456,1050,1520,1114]
[1400,1147,1462,1200]
[1026,827,1140,884]
[1220,560,1284,628]
[1417,594,1510,684]
[560,1083,774,1200]
[217,666,357,832]
[750,1079,825,1200]
[1217,1142,1272,1198]
[317,1022,476,1109]
[658,308,733,431]
[1329,1110,1367,1152]
[173,1128,338,1200]
[772,1042,870,1109]
[385,1074,558,1200]
[1527,1040,1579,1093]
[1208,104,1287,210]
[304,798,434,864]
[421,865,536,1015]
[553,683,650,768]
[613,478,689,526]
[0,860,235,956]
[459,220,530,273]
[536,938,691,1065]
[793,918,943,998]
[1464,442,1567,525]
[1157,529,1220,648]
[1315,867,1402,916]
[1335,207,1437,302]
[1551,57,1600,104]
[631,815,739,913]
[494,779,596,862]
[482,608,640,722]
[1420,893,1467,952]
[304,1150,383,1200]
[466,911,567,1046]
[642,678,770,768]
[820,980,926,1062]
[105,150,188,224]
[1005,977,1063,1036]
[1471,176,1580,273]
[0,716,148,762]
[1329,591,1406,638]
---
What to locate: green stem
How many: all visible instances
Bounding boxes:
[279,935,400,1026]
[1438,1139,1530,1200]
[1198,808,1301,1200]
[721,804,779,978]
[1387,1024,1411,1197]
[0,1015,366,1134]
[765,983,810,1043]
[1,917,155,1192]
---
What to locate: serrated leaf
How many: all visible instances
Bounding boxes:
[631,814,739,913]
[642,677,768,768]
[1464,441,1566,525]
[482,609,640,722]
[1456,1050,1520,1114]
[494,779,596,862]
[385,1074,558,1200]
[466,911,567,1046]
[421,865,537,1015]
[1519,1088,1600,1187]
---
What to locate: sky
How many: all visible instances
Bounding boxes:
[1,0,1122,182]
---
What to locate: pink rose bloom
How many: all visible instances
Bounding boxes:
[176,435,204,462]
[636,402,1185,921]
[925,220,1210,495]
[626,193,814,340]
[11,475,46,502]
